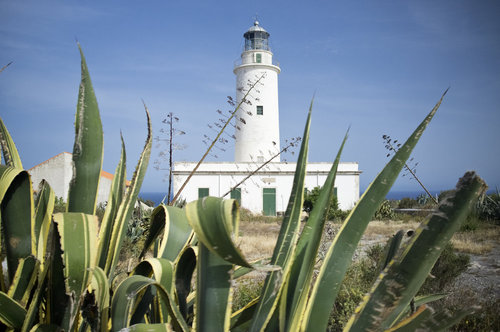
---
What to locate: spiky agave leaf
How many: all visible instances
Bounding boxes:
[0,166,33,282]
[0,116,23,169]
[67,44,104,215]
[103,107,152,278]
[283,130,348,331]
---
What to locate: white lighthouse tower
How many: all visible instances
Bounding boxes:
[234,21,281,163]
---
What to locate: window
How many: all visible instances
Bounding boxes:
[257,105,263,115]
[198,188,209,198]
[256,53,262,63]
[230,188,241,204]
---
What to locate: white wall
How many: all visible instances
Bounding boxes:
[29,152,114,205]
[29,152,73,200]
[173,161,360,215]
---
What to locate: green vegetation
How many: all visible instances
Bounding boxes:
[0,48,490,332]
[374,199,395,220]
[303,186,348,222]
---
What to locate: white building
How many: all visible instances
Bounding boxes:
[28,152,115,205]
[173,21,361,216]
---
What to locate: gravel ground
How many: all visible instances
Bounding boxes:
[451,243,500,300]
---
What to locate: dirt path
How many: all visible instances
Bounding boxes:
[453,243,500,300]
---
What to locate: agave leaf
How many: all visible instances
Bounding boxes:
[25,324,61,332]
[0,165,33,282]
[131,258,175,324]
[420,306,478,331]
[0,291,27,329]
[89,266,111,332]
[386,305,434,332]
[194,242,234,332]
[7,256,39,307]
[185,197,250,267]
[412,293,447,308]
[67,44,104,215]
[45,222,71,328]
[33,179,55,263]
[97,135,126,269]
[175,246,197,320]
[382,230,405,270]
[249,101,313,332]
[387,304,477,332]
[54,212,98,327]
[234,257,269,279]
[141,204,194,261]
[111,275,189,332]
[301,90,447,332]
[285,130,348,331]
[345,172,487,331]
[392,293,447,324]
[21,255,51,332]
[231,298,259,332]
[185,197,248,331]
[0,116,23,168]
[126,324,174,332]
[103,107,152,278]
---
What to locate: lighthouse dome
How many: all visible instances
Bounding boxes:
[243,21,270,51]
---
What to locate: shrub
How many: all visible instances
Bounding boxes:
[374,199,395,220]
[459,213,480,232]
[398,197,417,209]
[53,196,66,213]
[328,244,385,331]
[304,186,342,221]
[476,193,500,223]
[450,296,500,331]
[438,189,454,202]
[233,278,264,311]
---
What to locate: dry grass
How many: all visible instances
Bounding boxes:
[237,218,500,259]
[452,224,500,254]
[238,221,280,261]
[237,219,425,261]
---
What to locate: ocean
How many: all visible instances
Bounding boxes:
[140,192,168,205]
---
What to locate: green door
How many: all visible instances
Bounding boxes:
[230,188,241,204]
[263,188,276,216]
[198,188,209,198]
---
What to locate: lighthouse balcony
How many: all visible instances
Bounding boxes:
[233,58,280,69]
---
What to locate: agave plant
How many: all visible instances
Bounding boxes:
[0,44,487,332]
[0,45,152,331]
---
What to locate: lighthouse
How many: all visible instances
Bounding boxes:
[234,21,281,163]
[173,21,360,216]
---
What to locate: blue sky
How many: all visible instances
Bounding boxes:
[1,0,499,194]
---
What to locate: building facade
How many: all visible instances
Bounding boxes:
[173,21,361,215]
[28,152,114,205]
[173,161,360,214]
